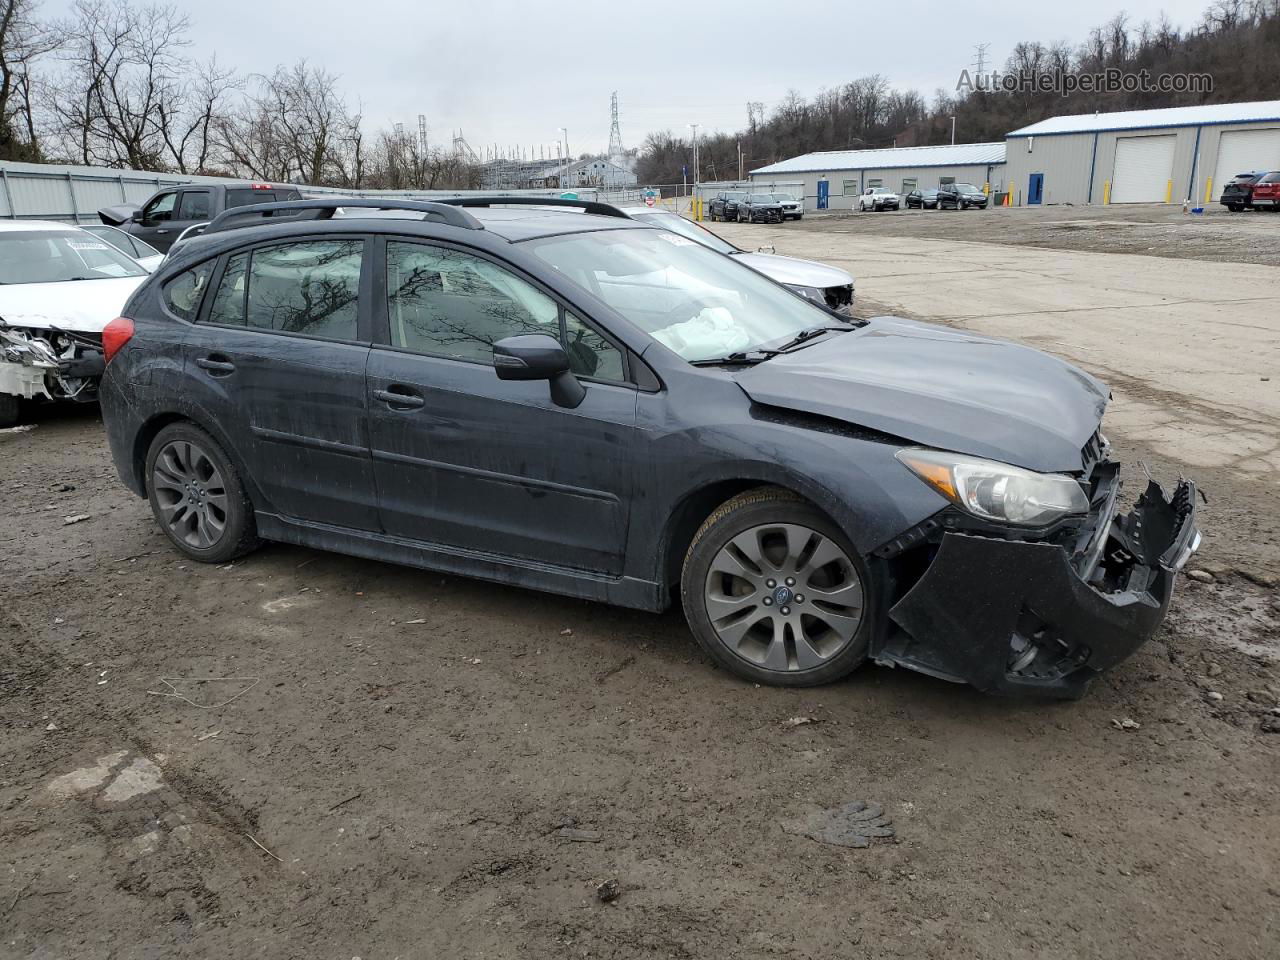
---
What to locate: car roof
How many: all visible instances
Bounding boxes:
[168,204,651,263]
[0,219,85,233]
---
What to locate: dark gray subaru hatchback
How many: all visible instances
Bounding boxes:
[99,197,1199,698]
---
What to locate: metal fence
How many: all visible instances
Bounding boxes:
[0,160,600,223]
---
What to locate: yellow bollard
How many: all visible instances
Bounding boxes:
[1204,177,1213,204]
[982,182,990,195]
[1165,179,1173,203]
[1103,180,1111,204]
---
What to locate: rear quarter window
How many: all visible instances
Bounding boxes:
[162,261,214,321]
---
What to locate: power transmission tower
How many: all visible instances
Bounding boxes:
[607,91,624,163]
[972,42,990,77]
[418,115,428,156]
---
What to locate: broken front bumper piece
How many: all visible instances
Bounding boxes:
[0,326,104,401]
[884,474,1200,699]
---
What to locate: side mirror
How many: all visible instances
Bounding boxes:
[493,334,585,409]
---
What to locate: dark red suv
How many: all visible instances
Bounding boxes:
[1247,171,1280,211]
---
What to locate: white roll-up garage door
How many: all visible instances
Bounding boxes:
[1213,128,1280,198]
[1111,135,1176,203]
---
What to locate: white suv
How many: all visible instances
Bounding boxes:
[858,187,900,212]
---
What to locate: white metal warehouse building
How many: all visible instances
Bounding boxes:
[749,143,1007,212]
[1004,100,1280,206]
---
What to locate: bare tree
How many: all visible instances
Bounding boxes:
[216,60,361,186]
[0,0,56,159]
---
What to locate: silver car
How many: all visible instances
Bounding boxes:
[622,208,854,314]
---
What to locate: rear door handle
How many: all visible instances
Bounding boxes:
[373,388,425,409]
[196,356,236,375]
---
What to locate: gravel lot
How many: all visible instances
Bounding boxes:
[3,206,1279,959]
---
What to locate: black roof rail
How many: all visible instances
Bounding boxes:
[204,198,485,235]
[432,195,630,219]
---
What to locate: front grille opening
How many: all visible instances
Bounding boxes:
[1007,608,1089,680]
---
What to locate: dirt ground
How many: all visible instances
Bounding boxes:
[3,207,1280,959]
[799,200,1280,266]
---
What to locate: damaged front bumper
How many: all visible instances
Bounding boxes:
[0,325,104,402]
[880,469,1200,699]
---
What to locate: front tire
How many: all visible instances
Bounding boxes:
[681,488,871,687]
[146,422,260,564]
[0,393,19,428]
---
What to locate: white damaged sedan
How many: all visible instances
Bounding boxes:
[0,221,149,426]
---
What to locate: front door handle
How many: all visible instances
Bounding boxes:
[155,228,170,235]
[373,387,425,409]
[196,356,235,376]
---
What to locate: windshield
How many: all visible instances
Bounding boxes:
[527,228,832,362]
[80,224,161,259]
[631,212,738,255]
[748,195,774,203]
[0,230,148,284]
[956,183,981,193]
[769,194,795,202]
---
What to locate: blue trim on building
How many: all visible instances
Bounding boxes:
[751,160,1007,176]
[1187,126,1203,201]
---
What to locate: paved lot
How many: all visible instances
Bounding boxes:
[3,208,1278,959]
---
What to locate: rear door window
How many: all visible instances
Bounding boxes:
[226,188,303,208]
[177,191,211,220]
[204,240,363,340]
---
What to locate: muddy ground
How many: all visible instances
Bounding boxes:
[3,209,1280,959]
[805,201,1280,266]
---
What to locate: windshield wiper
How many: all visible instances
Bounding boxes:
[770,324,857,353]
[689,348,782,367]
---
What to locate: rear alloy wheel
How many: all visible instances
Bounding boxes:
[682,489,871,686]
[146,422,260,563]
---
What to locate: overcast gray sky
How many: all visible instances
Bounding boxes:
[55,0,1213,155]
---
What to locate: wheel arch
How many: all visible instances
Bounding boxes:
[658,475,844,604]
[132,408,262,508]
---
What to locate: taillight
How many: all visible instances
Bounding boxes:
[102,316,135,364]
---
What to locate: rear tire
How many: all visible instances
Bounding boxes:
[0,393,19,428]
[145,422,261,564]
[681,488,872,687]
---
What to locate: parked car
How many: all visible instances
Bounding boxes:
[735,194,786,223]
[938,182,989,209]
[858,187,899,211]
[1219,171,1266,211]
[905,188,939,209]
[99,181,304,252]
[77,223,164,271]
[707,191,748,222]
[1240,171,1280,210]
[620,207,854,313]
[0,221,150,426]
[99,196,1199,698]
[767,193,804,220]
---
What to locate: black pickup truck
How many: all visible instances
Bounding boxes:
[99,181,302,252]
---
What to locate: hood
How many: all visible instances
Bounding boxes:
[732,251,854,289]
[98,203,139,226]
[0,276,147,334]
[732,316,1109,473]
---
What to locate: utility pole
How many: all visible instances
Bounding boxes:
[950,115,957,145]
[737,141,743,181]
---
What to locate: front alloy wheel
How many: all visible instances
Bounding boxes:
[682,488,871,686]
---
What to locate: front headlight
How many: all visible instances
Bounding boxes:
[895,448,1090,527]
[788,284,824,303]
